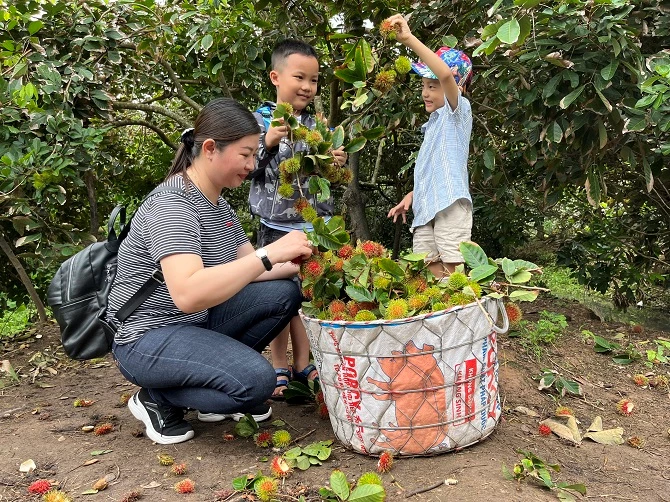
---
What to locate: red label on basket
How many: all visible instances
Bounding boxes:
[452,358,478,426]
[329,329,367,453]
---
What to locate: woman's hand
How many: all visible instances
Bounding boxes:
[332,146,348,167]
[265,230,313,265]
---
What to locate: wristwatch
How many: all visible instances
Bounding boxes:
[255,247,273,271]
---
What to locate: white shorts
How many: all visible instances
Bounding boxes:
[412,199,473,264]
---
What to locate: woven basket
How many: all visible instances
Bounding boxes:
[300,297,508,456]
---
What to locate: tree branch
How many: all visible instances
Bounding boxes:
[109,120,178,150]
[110,101,192,129]
[159,58,203,113]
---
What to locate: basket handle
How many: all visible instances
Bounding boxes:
[478,298,509,333]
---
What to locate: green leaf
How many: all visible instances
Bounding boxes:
[542,74,562,99]
[481,20,505,40]
[232,475,250,491]
[559,85,585,109]
[344,136,366,153]
[595,89,613,112]
[335,67,362,83]
[558,377,583,396]
[353,93,369,108]
[361,126,386,140]
[600,61,618,81]
[296,455,311,470]
[346,285,374,302]
[400,252,428,262]
[330,470,350,500]
[201,34,214,51]
[546,121,563,143]
[284,446,303,459]
[624,114,646,132]
[441,35,458,47]
[501,257,517,277]
[496,19,520,45]
[357,39,375,73]
[348,483,386,502]
[460,242,489,268]
[331,125,345,149]
[514,0,542,7]
[508,270,532,284]
[28,21,43,35]
[483,149,495,169]
[469,264,499,282]
[90,450,113,456]
[377,258,405,279]
[509,289,539,302]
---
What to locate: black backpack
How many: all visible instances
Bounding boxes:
[47,186,183,360]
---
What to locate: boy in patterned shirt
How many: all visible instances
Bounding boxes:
[386,14,474,278]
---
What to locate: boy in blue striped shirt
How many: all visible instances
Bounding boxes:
[386,14,474,279]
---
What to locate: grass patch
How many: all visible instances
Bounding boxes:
[0,301,36,339]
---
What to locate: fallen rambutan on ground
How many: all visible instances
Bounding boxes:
[27,479,51,495]
[627,436,644,449]
[377,451,394,473]
[173,478,195,494]
[632,374,649,386]
[555,406,574,417]
[538,424,552,436]
[616,398,635,416]
[93,423,113,435]
[270,456,292,478]
[171,463,187,475]
[254,431,272,448]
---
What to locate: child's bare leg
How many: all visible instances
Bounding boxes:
[290,316,318,382]
[428,260,447,279]
[270,325,291,397]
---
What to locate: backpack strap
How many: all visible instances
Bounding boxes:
[257,105,273,132]
[110,185,186,326]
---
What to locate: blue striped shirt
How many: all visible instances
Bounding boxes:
[412,92,472,228]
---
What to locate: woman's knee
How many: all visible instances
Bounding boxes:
[273,279,302,315]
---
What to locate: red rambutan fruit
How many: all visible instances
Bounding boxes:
[318,402,329,420]
[377,451,394,473]
[171,463,187,475]
[302,258,324,278]
[328,300,347,317]
[173,478,195,494]
[360,240,385,258]
[27,479,52,495]
[338,244,354,259]
[616,398,635,416]
[254,431,272,448]
[379,19,398,40]
[504,302,523,326]
[93,423,113,435]
[538,424,552,436]
[270,456,292,478]
[119,490,143,502]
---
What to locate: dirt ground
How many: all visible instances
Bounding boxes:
[1,296,669,502]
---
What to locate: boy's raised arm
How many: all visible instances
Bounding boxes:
[387,14,460,111]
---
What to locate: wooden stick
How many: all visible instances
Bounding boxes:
[405,480,446,498]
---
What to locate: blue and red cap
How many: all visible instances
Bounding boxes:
[410,46,473,89]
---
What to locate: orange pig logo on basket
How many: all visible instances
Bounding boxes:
[366,341,449,454]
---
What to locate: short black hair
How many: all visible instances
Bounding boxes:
[271,39,318,70]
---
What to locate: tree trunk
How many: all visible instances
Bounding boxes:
[342,151,370,242]
[0,233,47,322]
[84,170,99,240]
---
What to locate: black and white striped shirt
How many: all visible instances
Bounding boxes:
[108,175,249,344]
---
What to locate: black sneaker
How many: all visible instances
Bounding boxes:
[197,402,272,423]
[128,389,195,444]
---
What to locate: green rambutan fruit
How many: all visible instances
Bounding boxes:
[373,275,391,290]
[254,476,278,502]
[293,197,310,212]
[407,276,428,294]
[448,292,472,306]
[293,126,308,141]
[385,299,409,320]
[355,310,377,321]
[432,301,447,311]
[358,472,383,486]
[373,69,397,93]
[272,430,292,448]
[282,156,301,174]
[278,102,294,116]
[424,286,441,300]
[447,272,469,291]
[338,168,353,185]
[305,130,323,149]
[300,205,318,223]
[465,281,482,298]
[408,294,429,311]
[394,56,411,75]
[277,183,295,199]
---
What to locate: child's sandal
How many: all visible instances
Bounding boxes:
[271,368,292,400]
[293,363,319,388]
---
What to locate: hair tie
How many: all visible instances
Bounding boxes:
[181,128,195,148]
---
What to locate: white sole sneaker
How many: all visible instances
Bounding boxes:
[197,406,272,423]
[128,393,195,444]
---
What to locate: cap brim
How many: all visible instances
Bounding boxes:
[410,62,437,79]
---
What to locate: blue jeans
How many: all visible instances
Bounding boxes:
[112,280,301,413]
